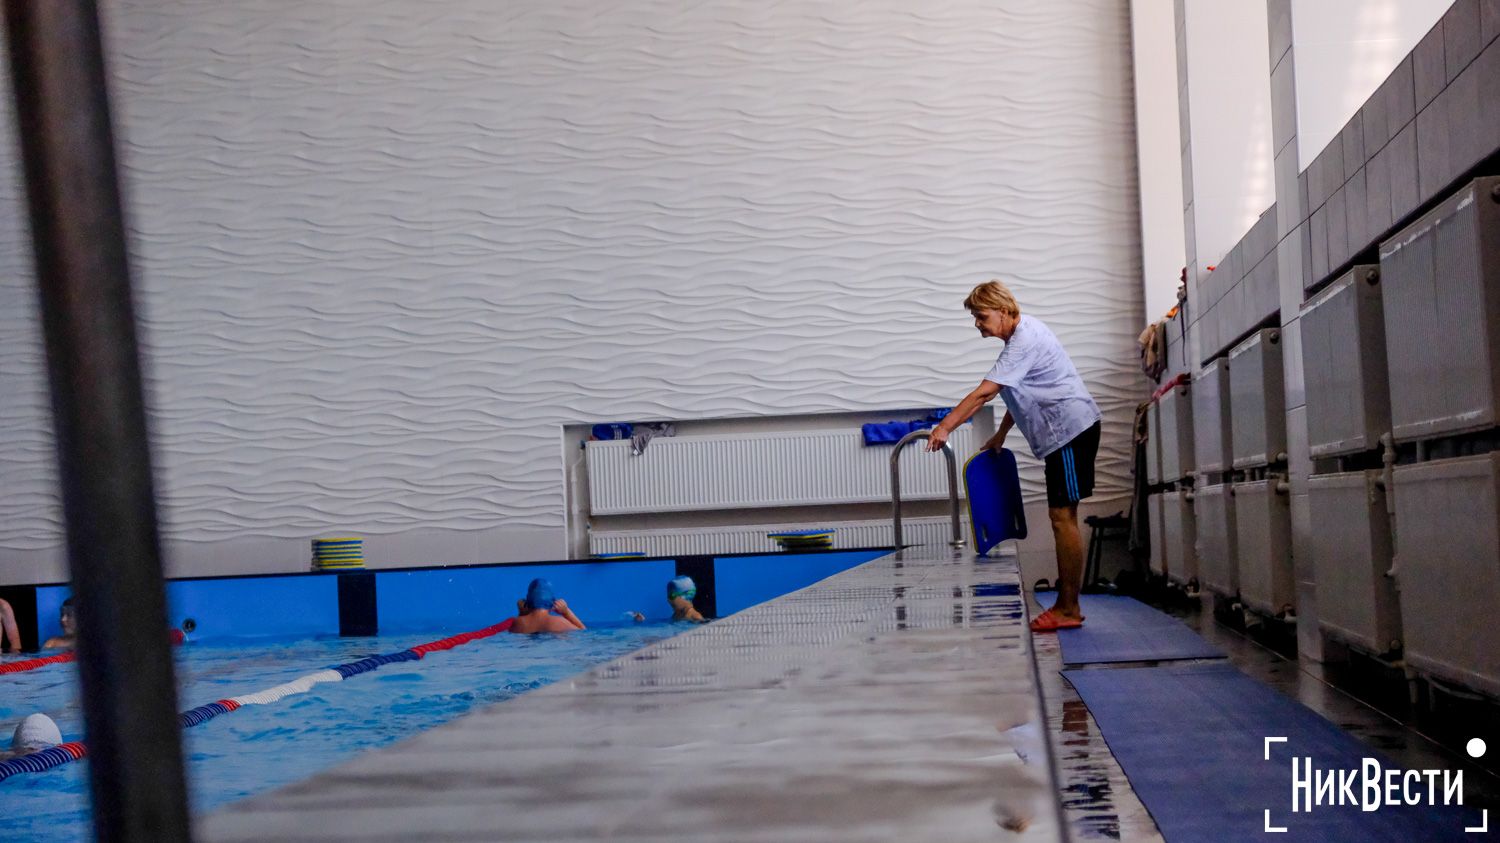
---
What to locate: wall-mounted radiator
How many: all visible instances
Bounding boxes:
[1301,265,1389,458]
[1194,482,1237,597]
[1380,176,1500,442]
[1193,359,1233,475]
[1233,478,1293,618]
[1147,493,1166,576]
[588,515,976,558]
[1162,489,1198,586]
[1146,403,1162,486]
[1308,470,1399,656]
[1158,381,1195,483]
[1393,452,1500,698]
[1228,329,1286,469]
[586,425,979,516]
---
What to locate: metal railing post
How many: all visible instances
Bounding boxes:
[2,2,192,840]
[890,430,965,549]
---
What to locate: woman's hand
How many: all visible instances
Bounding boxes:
[925,427,950,452]
[551,598,569,614]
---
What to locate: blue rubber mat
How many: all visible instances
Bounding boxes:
[1036,593,1223,665]
[1064,663,1483,841]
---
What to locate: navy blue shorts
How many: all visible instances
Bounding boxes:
[1044,421,1100,509]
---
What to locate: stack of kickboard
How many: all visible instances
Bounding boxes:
[311,537,365,570]
[592,552,646,560]
[767,529,835,551]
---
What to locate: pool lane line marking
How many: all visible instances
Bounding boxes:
[0,619,513,782]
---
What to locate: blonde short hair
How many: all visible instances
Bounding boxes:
[964,280,1020,317]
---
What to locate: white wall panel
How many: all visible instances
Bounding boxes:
[0,0,1143,574]
[1291,0,1453,166]
[1182,0,1275,272]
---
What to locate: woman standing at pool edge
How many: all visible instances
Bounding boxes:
[926,280,1102,632]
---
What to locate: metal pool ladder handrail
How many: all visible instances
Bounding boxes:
[890,429,965,549]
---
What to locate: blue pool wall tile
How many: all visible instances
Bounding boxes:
[375,560,678,631]
[22,551,893,643]
[34,585,71,644]
[713,550,886,616]
[166,575,340,640]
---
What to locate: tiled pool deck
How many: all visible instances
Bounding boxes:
[202,547,1066,842]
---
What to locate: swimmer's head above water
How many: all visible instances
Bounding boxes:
[524,578,556,611]
[8,713,62,757]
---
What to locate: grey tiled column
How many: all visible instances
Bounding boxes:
[1174,0,1320,661]
[1265,0,1321,663]
[1173,0,1201,372]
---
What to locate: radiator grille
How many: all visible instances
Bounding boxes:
[586,426,978,515]
[588,516,977,557]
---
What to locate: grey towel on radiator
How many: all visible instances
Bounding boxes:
[630,422,676,455]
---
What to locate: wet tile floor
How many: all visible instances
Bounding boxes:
[1036,588,1500,841]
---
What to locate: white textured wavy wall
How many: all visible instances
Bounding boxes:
[0,0,1142,577]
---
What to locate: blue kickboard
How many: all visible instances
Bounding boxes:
[1064,662,1482,842]
[1037,593,1225,665]
[963,448,1027,554]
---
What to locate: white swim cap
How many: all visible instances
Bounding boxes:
[12,713,62,753]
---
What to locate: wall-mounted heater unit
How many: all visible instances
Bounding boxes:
[1392,452,1500,698]
[1300,265,1390,458]
[1379,177,1500,442]
[1148,492,1166,576]
[586,425,979,516]
[1233,478,1293,618]
[588,515,974,558]
[1162,489,1198,586]
[1193,359,1233,475]
[1228,329,1286,469]
[1146,401,1163,486]
[1308,470,1400,656]
[1194,482,1237,597]
[1158,380,1195,483]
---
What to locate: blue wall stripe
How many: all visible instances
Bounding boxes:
[713,550,886,616]
[375,560,678,631]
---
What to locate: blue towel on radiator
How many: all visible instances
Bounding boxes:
[861,409,955,445]
[591,423,633,441]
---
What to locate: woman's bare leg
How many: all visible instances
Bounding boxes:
[1048,505,1084,618]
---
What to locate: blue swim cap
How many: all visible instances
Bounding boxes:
[667,575,696,600]
[525,578,556,610]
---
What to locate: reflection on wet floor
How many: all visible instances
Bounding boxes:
[1034,588,1500,841]
[1034,624,1162,841]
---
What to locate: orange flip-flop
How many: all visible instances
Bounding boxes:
[1029,607,1085,632]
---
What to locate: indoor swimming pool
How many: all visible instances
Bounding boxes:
[0,622,678,842]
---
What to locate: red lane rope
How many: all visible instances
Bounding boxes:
[2,629,191,676]
[410,619,514,656]
[0,652,75,675]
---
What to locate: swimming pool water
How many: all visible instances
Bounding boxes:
[0,623,678,842]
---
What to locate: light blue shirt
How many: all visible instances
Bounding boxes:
[983,314,1101,459]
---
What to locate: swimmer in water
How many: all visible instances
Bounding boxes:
[43,598,76,650]
[506,579,586,633]
[667,576,706,623]
[0,713,63,761]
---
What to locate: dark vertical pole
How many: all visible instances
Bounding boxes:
[674,556,716,618]
[2,2,192,841]
[337,571,378,637]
